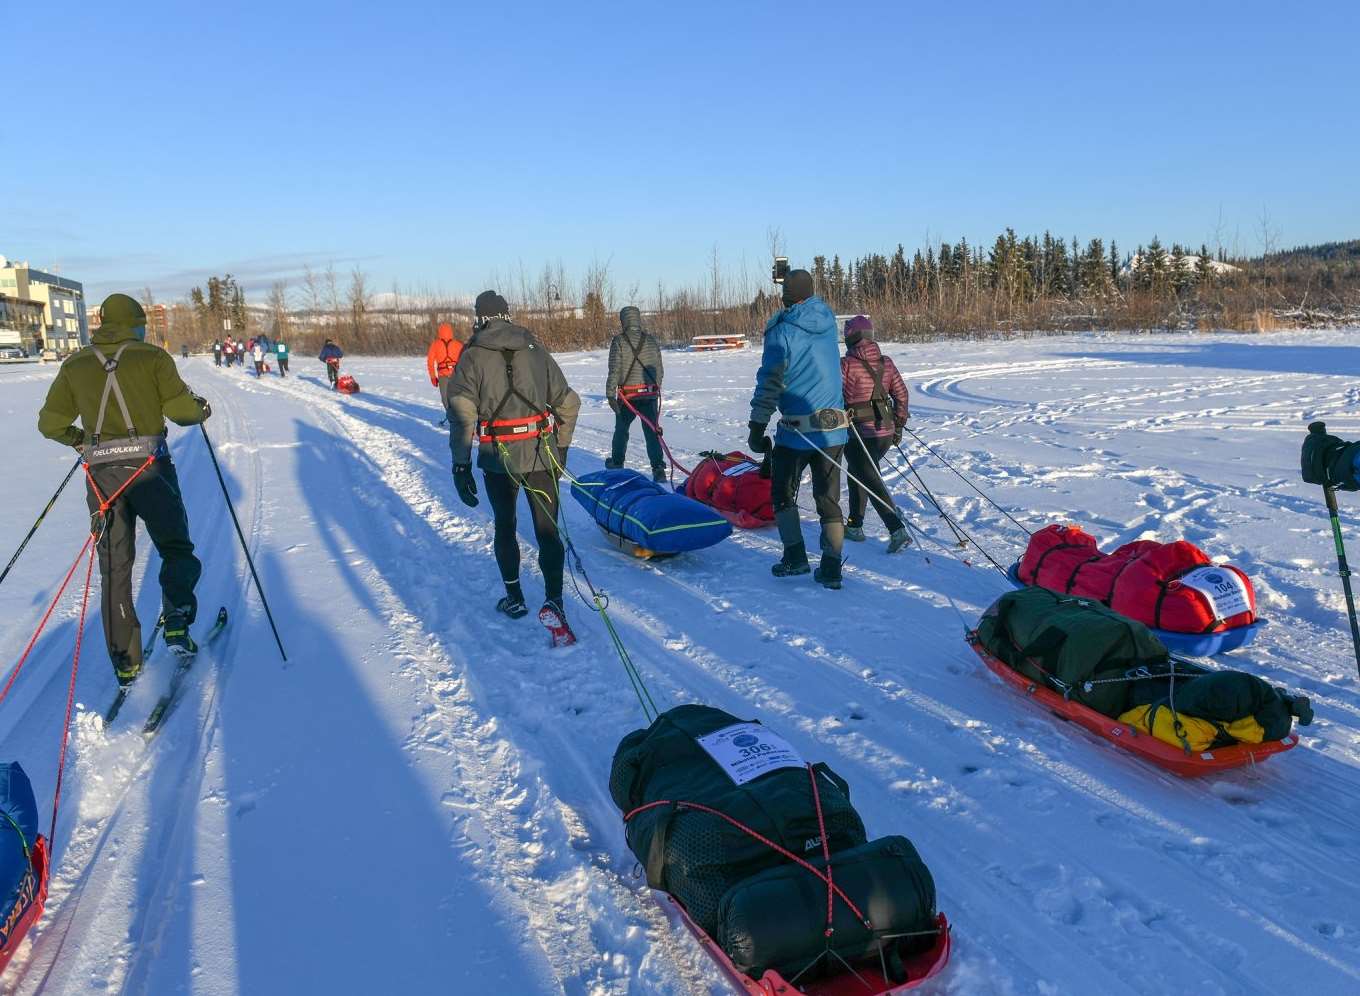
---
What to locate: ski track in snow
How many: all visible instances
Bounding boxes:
[0,329,1358,995]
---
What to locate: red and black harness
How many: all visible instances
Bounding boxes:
[477,348,557,445]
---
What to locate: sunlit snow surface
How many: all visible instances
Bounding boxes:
[0,329,1357,995]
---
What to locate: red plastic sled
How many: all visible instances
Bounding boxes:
[0,835,49,973]
[667,894,951,995]
[336,374,360,395]
[969,637,1298,778]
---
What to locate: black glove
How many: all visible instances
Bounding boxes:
[452,464,479,507]
[747,420,772,454]
[608,397,619,414]
[192,394,212,420]
[892,427,903,446]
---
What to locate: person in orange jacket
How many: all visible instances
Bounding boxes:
[426,321,466,417]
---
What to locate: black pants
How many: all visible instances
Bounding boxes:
[326,362,339,387]
[770,444,844,559]
[846,431,903,532]
[484,469,565,603]
[85,458,201,670]
[214,353,221,366]
[254,361,264,377]
[278,356,289,376]
[610,396,665,471]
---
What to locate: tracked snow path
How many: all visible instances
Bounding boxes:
[0,329,1357,994]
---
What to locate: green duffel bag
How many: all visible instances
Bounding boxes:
[717,835,938,983]
[976,587,1169,717]
[610,705,866,935]
[1170,670,1313,741]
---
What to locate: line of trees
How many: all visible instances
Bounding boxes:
[162,234,1360,353]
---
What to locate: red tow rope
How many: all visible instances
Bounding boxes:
[50,542,95,838]
[0,456,155,844]
[616,392,695,477]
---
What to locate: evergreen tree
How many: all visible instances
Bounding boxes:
[1195,243,1215,286]
[1109,240,1121,288]
[889,244,909,299]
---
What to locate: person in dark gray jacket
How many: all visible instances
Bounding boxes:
[605,306,666,481]
[447,291,582,621]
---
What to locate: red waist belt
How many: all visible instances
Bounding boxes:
[617,383,660,399]
[478,412,553,444]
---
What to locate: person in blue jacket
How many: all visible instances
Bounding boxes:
[318,338,344,389]
[747,269,848,589]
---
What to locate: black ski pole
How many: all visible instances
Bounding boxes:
[0,455,81,589]
[199,424,287,662]
[1322,481,1360,678]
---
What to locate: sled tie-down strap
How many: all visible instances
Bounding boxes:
[623,763,870,931]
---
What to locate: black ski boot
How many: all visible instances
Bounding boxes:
[604,458,622,470]
[113,651,141,688]
[814,556,843,590]
[651,466,668,484]
[163,608,198,658]
[772,543,811,578]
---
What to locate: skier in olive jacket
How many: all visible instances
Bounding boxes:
[37,293,211,685]
[747,269,848,589]
[605,306,666,481]
[447,291,581,623]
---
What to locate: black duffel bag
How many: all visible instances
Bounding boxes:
[610,705,866,935]
[717,835,937,983]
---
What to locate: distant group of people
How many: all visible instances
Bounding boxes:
[211,336,290,377]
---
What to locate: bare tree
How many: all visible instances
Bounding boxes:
[266,280,291,339]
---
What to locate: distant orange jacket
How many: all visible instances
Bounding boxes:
[426,323,464,385]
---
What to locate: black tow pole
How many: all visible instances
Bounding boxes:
[1322,480,1360,678]
[200,424,288,662]
[0,455,82,589]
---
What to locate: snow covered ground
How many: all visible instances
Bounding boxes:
[1,329,1358,995]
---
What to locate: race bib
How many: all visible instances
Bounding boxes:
[1180,566,1251,620]
[722,461,758,477]
[696,722,805,785]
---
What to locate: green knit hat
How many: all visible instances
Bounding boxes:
[99,293,146,334]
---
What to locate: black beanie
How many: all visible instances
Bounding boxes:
[619,305,642,332]
[475,290,510,319]
[782,269,815,306]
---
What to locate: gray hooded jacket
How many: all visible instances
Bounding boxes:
[605,319,664,400]
[447,319,581,475]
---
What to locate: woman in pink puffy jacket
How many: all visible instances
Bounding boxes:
[840,315,911,552]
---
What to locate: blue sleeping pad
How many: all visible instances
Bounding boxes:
[571,469,733,554]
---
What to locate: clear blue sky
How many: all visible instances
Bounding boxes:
[6,0,1358,305]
